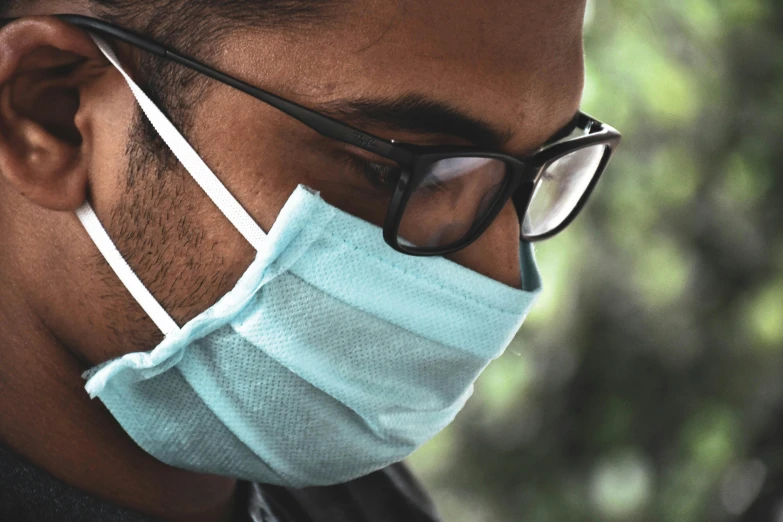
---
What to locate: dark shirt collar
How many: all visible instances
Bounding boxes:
[0,440,440,522]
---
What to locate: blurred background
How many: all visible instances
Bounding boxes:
[407,0,783,520]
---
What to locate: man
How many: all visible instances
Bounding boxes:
[0,0,619,521]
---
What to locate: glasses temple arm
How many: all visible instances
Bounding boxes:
[0,14,415,165]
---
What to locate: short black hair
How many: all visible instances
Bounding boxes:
[1,1,339,39]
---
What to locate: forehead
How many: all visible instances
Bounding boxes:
[224,0,586,151]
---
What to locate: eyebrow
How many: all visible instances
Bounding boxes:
[317,93,513,150]
[316,93,579,152]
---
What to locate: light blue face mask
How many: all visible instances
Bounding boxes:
[78,35,542,487]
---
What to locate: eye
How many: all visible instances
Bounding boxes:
[345,155,402,192]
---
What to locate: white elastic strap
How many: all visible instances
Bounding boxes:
[89,33,268,251]
[76,203,180,336]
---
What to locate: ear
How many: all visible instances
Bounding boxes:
[0,16,106,211]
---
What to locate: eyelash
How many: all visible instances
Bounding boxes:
[343,154,450,196]
[345,155,402,191]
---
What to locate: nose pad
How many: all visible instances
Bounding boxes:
[444,201,522,289]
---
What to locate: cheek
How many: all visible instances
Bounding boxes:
[190,87,314,234]
[445,200,522,289]
[191,88,392,232]
[80,80,138,217]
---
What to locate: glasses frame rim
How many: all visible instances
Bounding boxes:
[0,14,622,256]
[387,122,621,255]
[517,127,621,243]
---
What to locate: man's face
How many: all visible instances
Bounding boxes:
[2,0,586,365]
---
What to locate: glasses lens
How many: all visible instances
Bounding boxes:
[397,156,509,250]
[522,145,606,237]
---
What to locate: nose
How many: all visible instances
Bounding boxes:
[444,200,522,289]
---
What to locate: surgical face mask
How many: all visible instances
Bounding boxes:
[78,34,542,487]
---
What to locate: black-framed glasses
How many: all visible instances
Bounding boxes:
[0,14,621,256]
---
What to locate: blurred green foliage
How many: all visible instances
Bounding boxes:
[407,1,783,520]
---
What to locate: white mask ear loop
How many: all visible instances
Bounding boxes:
[75,34,268,336]
[76,205,181,335]
[89,33,268,249]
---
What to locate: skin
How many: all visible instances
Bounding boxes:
[0,0,586,521]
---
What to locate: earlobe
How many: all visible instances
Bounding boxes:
[0,17,104,212]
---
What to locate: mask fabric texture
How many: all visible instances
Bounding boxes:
[79,34,543,487]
